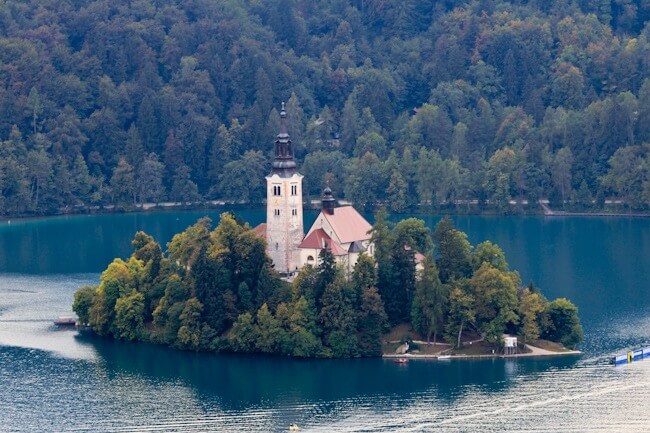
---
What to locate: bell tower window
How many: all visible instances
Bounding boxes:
[273,185,281,196]
[291,185,297,196]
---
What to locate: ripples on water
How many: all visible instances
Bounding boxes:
[1,213,650,432]
[0,274,650,432]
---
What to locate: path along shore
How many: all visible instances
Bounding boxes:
[383,344,581,360]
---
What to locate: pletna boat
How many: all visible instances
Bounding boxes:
[53,317,76,326]
[393,358,409,364]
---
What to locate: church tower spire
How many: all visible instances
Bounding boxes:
[265,102,304,275]
[272,102,297,176]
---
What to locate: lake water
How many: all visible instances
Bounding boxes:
[0,209,649,432]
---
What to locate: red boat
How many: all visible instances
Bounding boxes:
[393,358,409,364]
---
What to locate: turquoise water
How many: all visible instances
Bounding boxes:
[0,210,649,432]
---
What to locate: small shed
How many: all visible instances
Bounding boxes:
[503,336,518,355]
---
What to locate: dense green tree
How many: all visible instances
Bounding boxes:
[602,145,648,210]
[315,248,337,308]
[319,278,358,357]
[386,169,407,212]
[470,263,520,343]
[137,153,165,204]
[552,147,574,206]
[393,218,433,253]
[176,298,203,350]
[411,256,447,344]
[300,151,347,197]
[286,296,321,357]
[344,152,386,211]
[255,303,281,353]
[351,253,377,302]
[444,287,475,349]
[518,288,547,344]
[71,154,93,203]
[191,245,228,333]
[114,290,146,341]
[167,217,212,270]
[218,151,267,203]
[72,286,96,326]
[170,164,201,203]
[228,312,256,352]
[357,287,388,356]
[0,1,645,215]
[25,149,53,209]
[542,298,584,349]
[74,211,583,357]
[110,158,136,205]
[472,241,508,272]
[433,217,472,283]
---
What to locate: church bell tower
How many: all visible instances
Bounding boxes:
[266,103,304,274]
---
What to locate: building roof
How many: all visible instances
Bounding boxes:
[322,206,372,244]
[252,223,267,239]
[298,228,348,256]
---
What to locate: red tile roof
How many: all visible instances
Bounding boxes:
[299,228,329,248]
[252,223,267,239]
[298,228,347,256]
[322,206,372,244]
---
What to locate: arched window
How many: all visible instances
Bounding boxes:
[275,243,279,251]
[307,255,314,263]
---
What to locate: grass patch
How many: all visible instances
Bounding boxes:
[383,323,424,343]
[531,339,572,352]
[382,342,402,354]
[409,343,449,355]
[450,340,497,356]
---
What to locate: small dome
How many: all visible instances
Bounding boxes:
[323,187,333,197]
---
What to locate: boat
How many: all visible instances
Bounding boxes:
[53,317,77,327]
[611,346,650,365]
[437,355,452,360]
[289,423,300,431]
[393,358,409,364]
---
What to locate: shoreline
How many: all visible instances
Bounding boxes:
[2,200,650,223]
[383,344,582,361]
[383,352,582,361]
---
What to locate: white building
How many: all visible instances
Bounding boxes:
[255,103,374,276]
[298,188,374,276]
[254,103,304,274]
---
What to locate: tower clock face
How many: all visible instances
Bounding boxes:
[274,198,280,205]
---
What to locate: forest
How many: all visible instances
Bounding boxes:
[72,213,583,357]
[0,0,649,216]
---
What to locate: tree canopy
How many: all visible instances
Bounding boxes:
[75,213,583,357]
[0,1,649,216]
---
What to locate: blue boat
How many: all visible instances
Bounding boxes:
[611,346,650,366]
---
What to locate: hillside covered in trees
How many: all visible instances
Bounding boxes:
[72,213,583,357]
[1,0,649,215]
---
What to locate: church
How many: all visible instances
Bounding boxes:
[254,103,374,276]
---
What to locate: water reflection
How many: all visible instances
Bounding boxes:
[80,333,580,412]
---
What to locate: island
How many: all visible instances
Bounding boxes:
[73,212,583,359]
